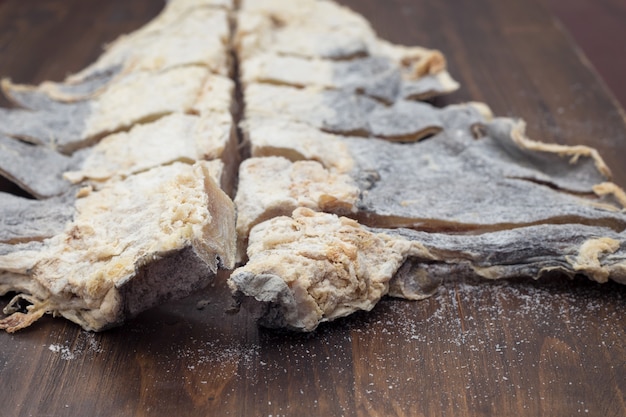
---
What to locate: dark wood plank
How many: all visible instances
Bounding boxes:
[0,1,625,416]
[540,0,626,109]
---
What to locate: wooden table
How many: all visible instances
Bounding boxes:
[1,1,625,416]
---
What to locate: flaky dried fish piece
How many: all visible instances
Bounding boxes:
[66,6,231,88]
[236,0,457,101]
[241,117,355,173]
[109,0,233,41]
[349,118,623,230]
[99,5,229,74]
[0,71,236,197]
[374,40,459,100]
[0,155,226,243]
[237,0,375,60]
[234,156,359,259]
[0,192,74,244]
[0,162,236,332]
[245,84,465,141]
[230,208,626,332]
[0,67,213,154]
[230,208,416,331]
[235,112,626,244]
[0,110,236,199]
[246,94,624,218]
[1,76,116,107]
[65,111,238,193]
[240,48,457,103]
[0,134,76,199]
[385,223,626,300]
[0,0,233,102]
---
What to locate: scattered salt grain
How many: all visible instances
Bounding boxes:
[48,344,75,361]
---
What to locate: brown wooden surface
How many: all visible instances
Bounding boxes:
[541,0,626,109]
[1,1,625,416]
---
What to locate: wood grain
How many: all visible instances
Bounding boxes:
[540,0,626,109]
[0,1,625,416]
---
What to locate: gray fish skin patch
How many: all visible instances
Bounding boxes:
[367,100,443,141]
[0,101,91,153]
[483,120,609,193]
[331,56,401,103]
[318,89,379,135]
[0,192,75,243]
[2,85,60,110]
[401,74,456,100]
[40,69,121,101]
[0,134,75,198]
[246,84,451,142]
[346,115,624,230]
[332,57,455,103]
[0,241,46,257]
[385,223,626,289]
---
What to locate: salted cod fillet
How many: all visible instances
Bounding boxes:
[244,84,455,141]
[231,102,626,331]
[230,0,626,331]
[0,73,236,199]
[0,66,221,154]
[236,0,458,102]
[0,0,236,193]
[0,162,235,332]
[0,0,232,102]
[0,0,238,332]
[230,207,626,332]
[235,105,626,244]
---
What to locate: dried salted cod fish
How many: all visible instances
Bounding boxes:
[65,111,237,191]
[236,0,457,101]
[0,192,74,244]
[0,158,229,257]
[230,208,626,332]
[0,65,233,326]
[234,156,359,258]
[67,4,232,83]
[230,208,416,331]
[0,0,240,333]
[240,117,355,173]
[245,84,467,141]
[232,93,626,331]
[0,162,236,332]
[0,0,232,102]
[63,69,238,194]
[385,223,626,299]
[0,66,214,154]
[0,72,236,197]
[0,111,235,197]
[237,0,376,60]
[235,108,626,244]
[349,117,623,231]
[0,133,75,199]
[242,94,491,169]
